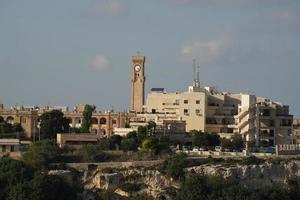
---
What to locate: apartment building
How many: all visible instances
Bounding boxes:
[143,81,293,147]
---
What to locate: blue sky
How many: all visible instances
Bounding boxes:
[0,0,299,117]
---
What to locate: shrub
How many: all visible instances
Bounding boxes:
[241,156,264,165]
[22,140,59,169]
[164,153,186,180]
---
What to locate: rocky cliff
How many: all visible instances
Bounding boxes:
[49,160,300,200]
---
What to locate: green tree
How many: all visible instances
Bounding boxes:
[0,156,77,200]
[12,123,23,132]
[109,135,122,150]
[121,138,137,151]
[221,138,233,148]
[0,121,12,134]
[191,131,220,147]
[22,140,59,169]
[147,121,157,135]
[40,110,69,139]
[81,104,96,133]
[177,173,210,200]
[98,138,110,150]
[140,137,158,153]
[231,133,244,149]
[0,156,32,200]
[80,144,107,162]
[30,174,77,200]
[165,153,186,180]
[137,126,147,145]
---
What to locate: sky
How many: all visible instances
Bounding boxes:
[0,0,299,116]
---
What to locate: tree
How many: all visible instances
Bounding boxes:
[165,153,186,180]
[191,131,220,147]
[137,126,147,145]
[121,138,137,151]
[0,156,33,200]
[12,123,23,132]
[81,104,96,133]
[0,121,12,134]
[147,121,157,135]
[177,173,210,200]
[40,110,69,139]
[221,138,233,148]
[0,155,77,200]
[22,140,59,169]
[109,135,122,150]
[231,133,244,149]
[140,137,158,154]
[98,138,110,150]
[29,174,77,200]
[221,134,244,149]
[80,144,107,162]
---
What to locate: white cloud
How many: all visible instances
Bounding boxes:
[93,0,125,17]
[180,39,227,64]
[90,55,111,71]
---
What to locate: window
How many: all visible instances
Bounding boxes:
[184,109,189,115]
[270,130,274,136]
[112,119,117,124]
[100,118,107,124]
[152,109,156,114]
[196,100,200,104]
[175,99,180,105]
[196,109,201,115]
[184,100,188,104]
[11,146,14,152]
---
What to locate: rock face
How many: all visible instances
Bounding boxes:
[82,168,177,199]
[84,171,122,191]
[50,160,300,200]
[187,161,300,186]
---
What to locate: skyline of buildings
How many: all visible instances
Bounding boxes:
[0,55,297,148]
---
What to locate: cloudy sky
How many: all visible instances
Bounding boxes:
[0,0,299,116]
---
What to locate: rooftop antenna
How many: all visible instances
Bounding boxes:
[193,59,196,82]
[197,64,200,83]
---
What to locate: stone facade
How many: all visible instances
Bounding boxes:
[143,84,293,147]
[293,119,300,144]
[0,106,132,139]
[130,55,145,113]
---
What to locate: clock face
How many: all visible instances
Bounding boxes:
[134,65,141,72]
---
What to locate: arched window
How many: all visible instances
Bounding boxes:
[6,116,14,124]
[101,129,106,135]
[100,117,107,125]
[91,117,98,124]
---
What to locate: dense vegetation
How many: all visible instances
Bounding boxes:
[190,130,221,147]
[0,116,24,138]
[163,154,300,200]
[177,173,300,200]
[39,110,70,139]
[0,156,77,200]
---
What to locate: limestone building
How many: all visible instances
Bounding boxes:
[142,75,293,147]
[293,119,300,144]
[130,55,145,113]
[0,105,131,139]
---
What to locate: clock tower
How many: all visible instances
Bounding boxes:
[130,55,145,113]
